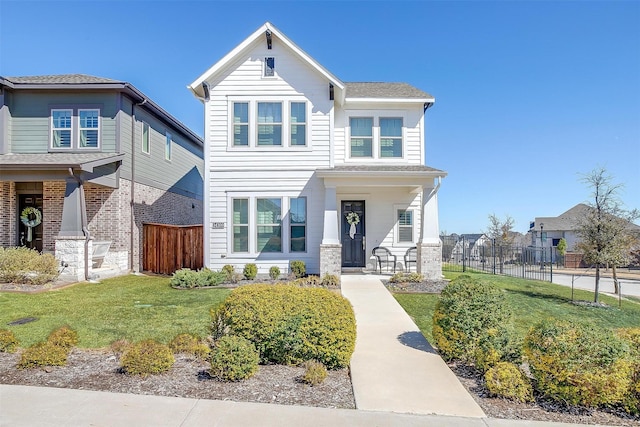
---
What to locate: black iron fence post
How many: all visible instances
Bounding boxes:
[462,236,466,273]
[549,247,553,283]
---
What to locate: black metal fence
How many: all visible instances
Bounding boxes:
[441,235,560,282]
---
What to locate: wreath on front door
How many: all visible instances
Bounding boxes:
[346,212,360,239]
[20,207,42,243]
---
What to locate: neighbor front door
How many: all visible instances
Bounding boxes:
[18,194,43,252]
[341,201,365,267]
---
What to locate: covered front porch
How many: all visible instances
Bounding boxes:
[316,165,446,280]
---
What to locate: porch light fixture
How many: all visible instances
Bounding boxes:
[266,30,272,49]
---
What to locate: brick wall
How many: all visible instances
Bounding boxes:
[0,182,16,247]
[43,181,65,252]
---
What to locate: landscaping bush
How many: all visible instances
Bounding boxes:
[290,275,321,287]
[321,273,340,288]
[18,342,68,368]
[211,284,356,369]
[222,264,235,280]
[269,266,280,280]
[0,329,19,353]
[290,260,306,278]
[169,333,209,358]
[389,272,424,283]
[432,275,514,370]
[616,328,640,415]
[209,335,259,381]
[170,268,206,289]
[0,246,59,285]
[200,268,226,287]
[243,263,258,280]
[119,339,175,376]
[524,319,633,407]
[302,360,328,386]
[47,325,79,350]
[110,339,131,355]
[484,362,533,402]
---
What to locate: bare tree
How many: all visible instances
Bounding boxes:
[575,168,639,301]
[486,214,515,273]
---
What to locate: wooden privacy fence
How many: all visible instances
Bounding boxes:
[143,223,203,275]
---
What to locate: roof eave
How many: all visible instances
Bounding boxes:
[316,169,447,178]
[345,97,435,104]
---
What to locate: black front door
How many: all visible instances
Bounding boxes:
[18,194,43,252]
[341,201,365,267]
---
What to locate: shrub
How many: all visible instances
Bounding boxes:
[200,268,226,287]
[120,339,175,376]
[290,275,321,288]
[18,342,68,368]
[290,260,306,278]
[432,275,514,370]
[0,247,59,285]
[110,339,131,355]
[0,329,19,353]
[617,328,640,415]
[169,333,210,358]
[221,265,235,281]
[210,335,259,381]
[212,284,356,369]
[484,362,533,402]
[389,272,424,283]
[321,273,340,288]
[302,360,328,386]
[243,263,258,280]
[524,319,633,407]
[47,326,78,350]
[170,268,205,289]
[269,266,280,280]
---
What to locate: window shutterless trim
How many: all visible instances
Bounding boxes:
[165,131,172,161]
[141,121,150,154]
[50,109,73,150]
[78,108,101,149]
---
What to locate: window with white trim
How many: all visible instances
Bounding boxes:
[233,198,249,253]
[264,57,275,77]
[257,102,282,146]
[78,109,99,148]
[51,109,72,148]
[257,198,282,252]
[290,102,306,146]
[290,197,306,252]
[397,209,414,243]
[165,131,172,161]
[348,115,405,160]
[233,102,249,146]
[350,117,373,157]
[141,122,150,154]
[380,117,403,158]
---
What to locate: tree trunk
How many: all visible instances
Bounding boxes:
[612,265,619,294]
[594,265,600,303]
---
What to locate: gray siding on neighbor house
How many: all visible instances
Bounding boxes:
[119,96,203,200]
[0,90,9,154]
[6,91,119,154]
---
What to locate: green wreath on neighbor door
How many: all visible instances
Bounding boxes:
[20,207,42,243]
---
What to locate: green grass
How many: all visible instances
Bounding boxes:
[0,275,230,348]
[395,272,640,343]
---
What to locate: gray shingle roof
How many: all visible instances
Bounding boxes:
[345,82,433,99]
[327,165,444,173]
[2,74,123,85]
[0,153,124,170]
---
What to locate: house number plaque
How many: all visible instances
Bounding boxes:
[212,222,225,229]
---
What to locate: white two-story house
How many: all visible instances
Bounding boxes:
[188,22,446,279]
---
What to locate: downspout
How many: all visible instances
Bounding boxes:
[130,98,147,273]
[68,168,91,281]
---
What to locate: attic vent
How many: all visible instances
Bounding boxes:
[264,57,275,77]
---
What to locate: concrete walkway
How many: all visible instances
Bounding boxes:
[341,274,486,417]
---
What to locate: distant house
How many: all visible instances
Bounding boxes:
[447,234,489,263]
[0,75,204,281]
[188,22,447,278]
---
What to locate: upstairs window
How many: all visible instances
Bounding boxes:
[350,117,373,157]
[264,57,275,77]
[51,109,72,148]
[141,122,150,154]
[380,118,402,158]
[290,102,306,146]
[79,109,100,148]
[233,102,249,146]
[397,209,414,243]
[257,102,282,146]
[165,132,172,161]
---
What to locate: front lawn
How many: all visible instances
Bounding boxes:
[0,275,230,348]
[395,272,640,343]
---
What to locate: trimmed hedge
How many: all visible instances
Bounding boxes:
[210,335,259,381]
[120,339,175,376]
[0,246,59,285]
[484,362,533,402]
[47,325,79,350]
[524,319,633,407]
[0,329,19,353]
[212,284,356,369]
[18,342,68,368]
[617,328,640,415]
[169,333,209,358]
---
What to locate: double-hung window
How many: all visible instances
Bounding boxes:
[51,109,72,148]
[233,199,249,252]
[290,197,306,252]
[233,102,249,146]
[350,117,373,157]
[79,109,100,148]
[290,102,306,146]
[257,198,282,252]
[397,209,414,243]
[257,102,282,146]
[380,118,403,158]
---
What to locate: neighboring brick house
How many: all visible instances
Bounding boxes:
[188,23,447,278]
[0,75,204,281]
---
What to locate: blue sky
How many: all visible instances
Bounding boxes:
[1,0,638,234]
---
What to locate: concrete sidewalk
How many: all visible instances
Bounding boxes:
[342,274,486,417]
[0,384,604,427]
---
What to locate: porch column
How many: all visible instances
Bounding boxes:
[55,176,90,282]
[320,185,341,276]
[417,184,442,280]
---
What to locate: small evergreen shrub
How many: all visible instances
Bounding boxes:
[0,329,19,353]
[617,328,640,415]
[18,342,68,368]
[389,272,424,283]
[484,362,533,402]
[302,360,328,386]
[47,325,79,350]
[243,263,258,280]
[222,265,235,281]
[212,284,356,368]
[0,247,59,285]
[290,260,306,278]
[321,273,340,288]
[169,333,210,358]
[200,268,226,287]
[170,268,205,288]
[524,319,633,407]
[120,339,175,376]
[110,339,131,355]
[210,335,259,381]
[269,266,280,280]
[432,275,514,370]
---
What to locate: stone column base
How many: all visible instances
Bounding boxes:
[55,238,92,282]
[320,244,342,277]
[417,242,442,280]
